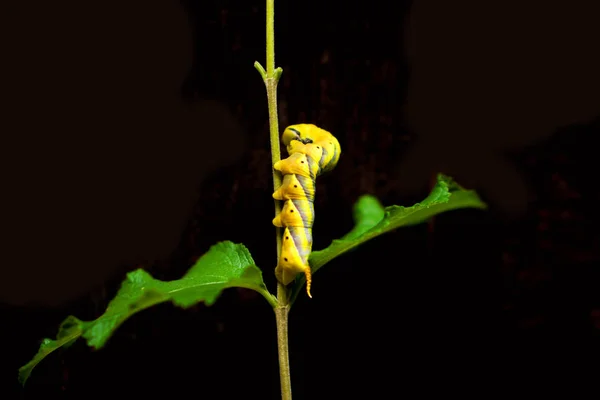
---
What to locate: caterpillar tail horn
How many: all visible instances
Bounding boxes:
[304,266,312,298]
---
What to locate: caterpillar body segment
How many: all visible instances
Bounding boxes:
[273,124,341,298]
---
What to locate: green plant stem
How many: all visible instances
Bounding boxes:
[255,0,292,399]
[265,0,276,77]
[275,304,291,400]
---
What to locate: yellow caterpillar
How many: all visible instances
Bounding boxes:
[272,124,341,298]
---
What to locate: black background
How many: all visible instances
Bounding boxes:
[2,0,600,398]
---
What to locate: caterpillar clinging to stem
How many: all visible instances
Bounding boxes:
[272,124,341,298]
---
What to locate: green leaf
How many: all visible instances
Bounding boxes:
[19,241,276,386]
[290,174,487,304]
[340,195,386,241]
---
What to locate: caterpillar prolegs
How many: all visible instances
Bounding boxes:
[272,124,341,298]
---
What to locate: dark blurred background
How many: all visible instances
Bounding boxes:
[2,0,599,398]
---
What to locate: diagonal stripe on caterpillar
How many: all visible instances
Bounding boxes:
[272,124,341,298]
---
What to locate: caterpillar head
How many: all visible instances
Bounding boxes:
[282,124,341,174]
